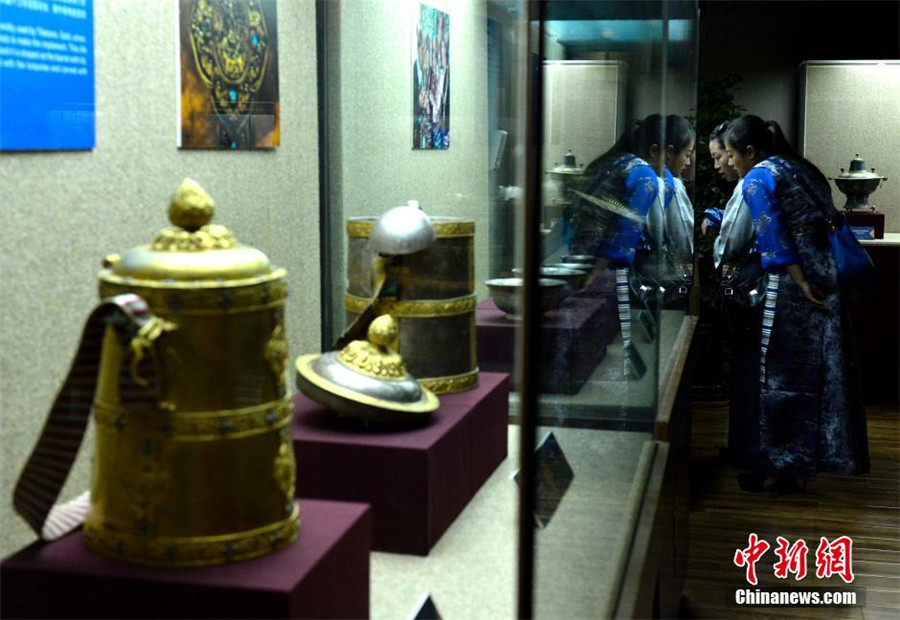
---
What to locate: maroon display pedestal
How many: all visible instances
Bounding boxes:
[476,297,616,394]
[846,210,885,239]
[292,372,509,555]
[0,500,370,620]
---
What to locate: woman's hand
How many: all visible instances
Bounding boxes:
[581,257,610,291]
[796,279,827,309]
[786,264,827,311]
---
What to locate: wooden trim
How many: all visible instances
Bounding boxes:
[614,441,670,619]
[656,315,698,442]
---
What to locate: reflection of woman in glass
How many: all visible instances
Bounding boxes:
[723,114,869,492]
[654,115,696,295]
[569,117,659,280]
[568,117,660,376]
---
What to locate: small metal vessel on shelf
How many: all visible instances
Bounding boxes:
[546,149,589,186]
[544,262,590,273]
[829,153,888,211]
[829,154,888,239]
[561,254,596,267]
[484,277,569,320]
[544,150,590,230]
[512,266,588,290]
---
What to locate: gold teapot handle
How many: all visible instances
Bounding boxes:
[13,294,164,540]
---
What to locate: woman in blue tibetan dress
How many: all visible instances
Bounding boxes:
[568,117,660,377]
[723,115,869,491]
[708,174,763,469]
[702,120,764,469]
[660,115,696,303]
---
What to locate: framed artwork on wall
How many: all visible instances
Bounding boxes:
[412,3,449,150]
[177,0,280,149]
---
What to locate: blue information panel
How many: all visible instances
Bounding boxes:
[850,226,876,241]
[0,0,95,150]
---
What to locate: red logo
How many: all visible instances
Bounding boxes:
[773,537,809,580]
[734,533,770,585]
[815,536,855,583]
[734,534,855,584]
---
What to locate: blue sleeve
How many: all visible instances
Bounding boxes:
[742,167,801,272]
[594,163,657,266]
[704,207,724,230]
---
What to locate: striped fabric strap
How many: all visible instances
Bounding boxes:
[13,294,153,540]
[616,268,631,375]
[759,274,780,385]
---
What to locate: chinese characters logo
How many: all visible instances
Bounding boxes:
[734,534,854,585]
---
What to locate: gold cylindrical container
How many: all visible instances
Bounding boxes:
[345,216,478,394]
[83,180,299,566]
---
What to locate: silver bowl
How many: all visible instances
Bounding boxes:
[484,277,568,320]
[561,254,596,266]
[544,262,590,272]
[512,266,587,290]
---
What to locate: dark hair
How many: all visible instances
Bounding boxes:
[724,114,829,190]
[583,114,666,177]
[666,114,695,155]
[708,120,730,149]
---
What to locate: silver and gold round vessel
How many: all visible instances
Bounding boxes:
[345,214,479,394]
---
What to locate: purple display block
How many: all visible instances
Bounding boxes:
[0,500,370,620]
[292,372,510,555]
[476,297,616,394]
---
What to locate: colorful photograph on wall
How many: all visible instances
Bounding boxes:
[412,4,449,150]
[177,0,280,149]
[0,0,95,151]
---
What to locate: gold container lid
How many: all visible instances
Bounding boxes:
[295,315,440,426]
[101,179,277,286]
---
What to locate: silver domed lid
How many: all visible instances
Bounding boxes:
[369,202,437,256]
[295,315,439,426]
[548,149,587,176]
[831,154,887,180]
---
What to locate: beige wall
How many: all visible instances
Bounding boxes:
[333,0,491,298]
[542,61,623,173]
[800,62,900,233]
[0,0,320,558]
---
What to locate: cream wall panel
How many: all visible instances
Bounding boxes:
[336,0,490,298]
[0,0,320,558]
[542,61,623,173]
[800,62,900,232]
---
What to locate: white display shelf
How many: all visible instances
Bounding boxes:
[861,232,900,247]
[369,425,654,620]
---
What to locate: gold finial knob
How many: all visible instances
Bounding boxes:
[368,315,399,350]
[169,178,214,232]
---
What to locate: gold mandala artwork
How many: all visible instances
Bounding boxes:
[182,0,278,149]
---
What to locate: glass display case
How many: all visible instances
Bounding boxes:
[317,0,698,617]
[0,0,697,617]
